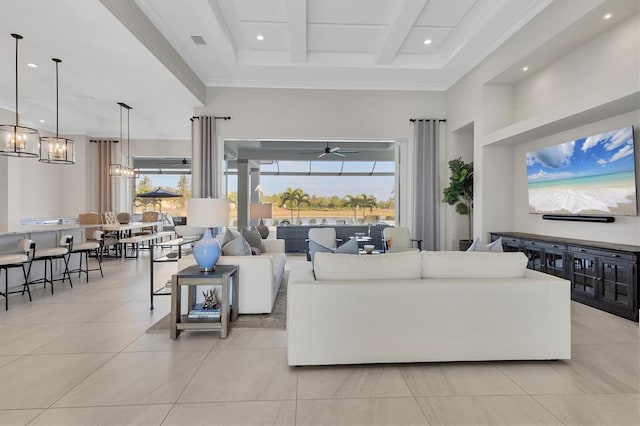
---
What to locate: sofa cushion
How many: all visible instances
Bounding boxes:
[242,226,264,251]
[314,251,422,281]
[222,234,252,256]
[421,251,528,279]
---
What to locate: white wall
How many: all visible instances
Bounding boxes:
[0,106,91,227]
[196,87,446,228]
[447,6,640,247]
[131,138,190,158]
[514,14,640,121]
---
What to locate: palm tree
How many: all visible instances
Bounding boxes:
[280,187,297,222]
[293,189,310,222]
[343,194,360,222]
[360,194,377,219]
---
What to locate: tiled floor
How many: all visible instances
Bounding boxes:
[0,253,637,425]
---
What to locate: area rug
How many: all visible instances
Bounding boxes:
[146,271,288,332]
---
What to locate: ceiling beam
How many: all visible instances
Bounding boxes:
[99,0,206,104]
[286,0,307,62]
[376,0,428,65]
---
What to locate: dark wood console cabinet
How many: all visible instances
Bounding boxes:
[491,232,639,322]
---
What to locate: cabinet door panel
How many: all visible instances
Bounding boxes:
[571,254,597,297]
[599,259,634,308]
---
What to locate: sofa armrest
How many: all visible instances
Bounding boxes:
[263,239,285,253]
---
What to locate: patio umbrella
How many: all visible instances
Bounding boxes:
[136,188,181,212]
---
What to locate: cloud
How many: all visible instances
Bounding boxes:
[581,126,633,152]
[609,144,634,162]
[528,170,574,182]
[528,141,575,169]
[603,126,633,151]
[597,159,607,166]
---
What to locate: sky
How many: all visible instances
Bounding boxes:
[142,161,395,200]
[526,126,636,182]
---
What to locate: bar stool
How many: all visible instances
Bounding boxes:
[0,239,34,310]
[69,230,104,282]
[29,235,73,294]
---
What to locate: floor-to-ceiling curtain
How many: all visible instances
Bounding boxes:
[94,140,113,213]
[413,119,444,251]
[191,116,218,198]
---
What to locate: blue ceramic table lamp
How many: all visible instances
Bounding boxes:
[187,198,230,271]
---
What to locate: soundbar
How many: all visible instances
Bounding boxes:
[542,215,615,223]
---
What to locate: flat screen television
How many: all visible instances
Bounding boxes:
[526,125,637,216]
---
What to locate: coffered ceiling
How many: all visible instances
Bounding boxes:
[0,0,633,140]
[135,0,552,90]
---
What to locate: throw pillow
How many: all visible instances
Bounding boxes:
[242,226,264,251]
[335,237,358,254]
[309,239,334,265]
[485,237,504,252]
[250,246,262,256]
[222,234,252,256]
[466,237,504,252]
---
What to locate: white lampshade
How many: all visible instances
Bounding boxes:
[188,198,230,228]
[250,203,273,219]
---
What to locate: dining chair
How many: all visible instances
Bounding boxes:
[382,227,422,252]
[0,239,34,310]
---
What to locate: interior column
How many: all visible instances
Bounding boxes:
[249,162,260,226]
[237,159,249,230]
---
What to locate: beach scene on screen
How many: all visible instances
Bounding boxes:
[526,126,637,216]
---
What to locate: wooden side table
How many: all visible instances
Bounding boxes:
[170,264,239,339]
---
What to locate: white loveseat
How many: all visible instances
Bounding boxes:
[178,239,286,314]
[287,250,571,366]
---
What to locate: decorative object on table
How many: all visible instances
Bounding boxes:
[250,203,273,239]
[188,198,231,271]
[363,244,375,254]
[201,288,218,309]
[442,157,474,251]
[188,303,221,319]
[0,34,40,158]
[39,58,75,164]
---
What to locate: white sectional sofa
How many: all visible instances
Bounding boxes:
[287,250,571,366]
[178,239,286,314]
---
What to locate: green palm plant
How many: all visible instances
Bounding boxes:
[293,189,310,221]
[442,158,474,241]
[359,194,377,219]
[343,194,360,222]
[280,187,297,222]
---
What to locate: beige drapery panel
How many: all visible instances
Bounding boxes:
[91,140,115,213]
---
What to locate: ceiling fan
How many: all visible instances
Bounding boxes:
[298,142,358,158]
[158,158,191,167]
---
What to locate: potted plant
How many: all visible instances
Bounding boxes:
[442,157,474,251]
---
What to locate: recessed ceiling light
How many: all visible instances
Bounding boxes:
[39,119,45,123]
[604,13,612,20]
[423,38,432,45]
[27,63,37,68]
[522,66,529,71]
[256,34,264,41]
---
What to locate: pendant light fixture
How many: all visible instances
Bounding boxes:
[39,58,74,164]
[121,102,134,177]
[109,103,124,176]
[0,34,40,158]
